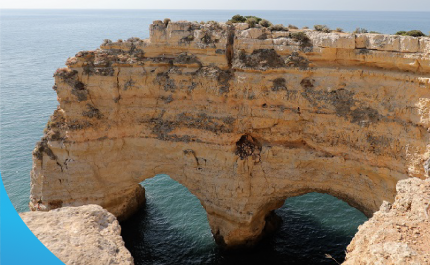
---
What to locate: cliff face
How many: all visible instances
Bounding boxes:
[20,205,134,265]
[344,177,430,265]
[30,20,430,248]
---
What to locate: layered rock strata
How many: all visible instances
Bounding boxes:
[20,205,134,265]
[30,20,430,248]
[344,177,430,265]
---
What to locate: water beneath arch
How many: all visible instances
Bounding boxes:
[121,174,368,264]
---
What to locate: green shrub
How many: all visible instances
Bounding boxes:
[396,30,426,37]
[335,28,343,32]
[406,30,425,37]
[246,17,258,28]
[291,32,309,42]
[269,24,288,31]
[245,16,262,23]
[354,28,368,34]
[314,25,331,33]
[302,26,309,29]
[229,14,264,25]
[288,24,298,29]
[369,31,381,34]
[259,19,272,28]
[230,14,246,23]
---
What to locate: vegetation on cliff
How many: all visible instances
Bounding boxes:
[226,14,428,36]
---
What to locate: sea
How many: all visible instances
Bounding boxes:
[1,9,429,264]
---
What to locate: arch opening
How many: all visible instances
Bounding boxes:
[265,192,368,264]
[121,174,368,264]
[120,174,217,265]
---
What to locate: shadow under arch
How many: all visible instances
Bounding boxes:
[121,175,367,265]
[120,174,217,265]
[267,192,368,264]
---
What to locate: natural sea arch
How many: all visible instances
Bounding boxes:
[102,139,385,250]
[121,174,367,264]
[29,21,430,249]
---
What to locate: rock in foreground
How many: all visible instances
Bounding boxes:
[344,178,430,265]
[19,205,133,265]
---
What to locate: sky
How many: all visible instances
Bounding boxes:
[1,0,430,11]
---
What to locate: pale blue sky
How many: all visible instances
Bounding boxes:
[1,0,430,11]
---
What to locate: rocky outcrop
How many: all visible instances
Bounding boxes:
[20,205,134,265]
[344,178,430,265]
[30,20,430,248]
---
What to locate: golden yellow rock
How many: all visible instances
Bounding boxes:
[30,21,430,249]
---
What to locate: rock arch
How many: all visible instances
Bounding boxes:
[30,20,430,248]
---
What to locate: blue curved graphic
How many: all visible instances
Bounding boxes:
[0,172,64,265]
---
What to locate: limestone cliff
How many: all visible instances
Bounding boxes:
[20,205,134,265]
[344,177,430,264]
[30,20,430,248]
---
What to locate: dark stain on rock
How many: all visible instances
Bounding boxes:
[257,33,269,40]
[300,78,314,89]
[55,69,89,102]
[351,107,380,124]
[235,134,262,162]
[200,32,213,44]
[236,49,285,70]
[174,53,201,66]
[48,200,63,209]
[155,72,176,92]
[300,77,354,117]
[218,69,234,94]
[357,49,370,55]
[271,78,287,91]
[366,133,392,147]
[300,77,383,125]
[215,49,225,54]
[160,94,173,104]
[285,52,309,69]
[124,78,135,90]
[44,110,66,141]
[33,138,57,161]
[67,120,93,130]
[84,67,115,76]
[82,104,103,119]
[187,82,197,92]
[180,34,194,44]
[162,134,203,143]
[177,112,235,133]
[54,68,78,81]
[71,88,88,102]
[194,66,233,94]
[226,26,235,67]
[113,95,121,103]
[150,118,175,140]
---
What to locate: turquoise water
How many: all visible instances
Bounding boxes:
[1,9,428,264]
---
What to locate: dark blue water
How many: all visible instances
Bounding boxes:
[1,9,428,264]
[121,175,366,264]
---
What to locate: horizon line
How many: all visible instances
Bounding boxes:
[1,8,430,12]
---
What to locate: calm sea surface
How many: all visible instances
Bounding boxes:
[1,9,429,264]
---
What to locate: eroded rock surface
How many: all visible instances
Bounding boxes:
[30,20,430,248]
[344,178,430,265]
[20,205,134,265]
